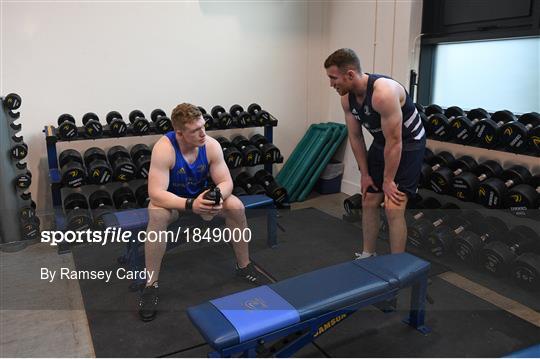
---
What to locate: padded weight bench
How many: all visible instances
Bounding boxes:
[103,194,277,290]
[187,252,431,357]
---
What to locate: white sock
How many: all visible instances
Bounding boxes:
[355,251,377,259]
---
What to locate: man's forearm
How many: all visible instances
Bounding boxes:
[383,140,402,182]
[149,190,187,210]
[350,135,369,174]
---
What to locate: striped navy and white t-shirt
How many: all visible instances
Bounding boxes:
[348,73,425,150]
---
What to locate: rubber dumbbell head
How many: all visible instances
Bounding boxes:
[407,203,460,249]
[84,147,112,185]
[500,112,540,153]
[63,192,92,231]
[477,165,531,208]
[229,104,251,127]
[232,135,261,166]
[454,216,508,264]
[211,105,233,129]
[107,146,136,181]
[113,186,138,209]
[429,156,477,195]
[215,136,243,168]
[57,114,78,140]
[59,149,86,187]
[425,104,443,117]
[427,210,483,257]
[452,160,502,202]
[420,151,455,187]
[249,134,281,163]
[247,103,271,126]
[235,172,266,194]
[450,108,489,144]
[505,174,540,210]
[130,144,152,179]
[344,193,362,216]
[473,110,516,148]
[82,112,103,138]
[254,169,287,203]
[511,252,540,291]
[4,93,22,110]
[151,109,173,134]
[129,110,150,135]
[133,181,149,208]
[105,111,128,137]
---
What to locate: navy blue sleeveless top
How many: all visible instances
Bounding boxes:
[165,131,209,198]
[348,73,425,150]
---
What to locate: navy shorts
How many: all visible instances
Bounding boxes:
[366,142,425,199]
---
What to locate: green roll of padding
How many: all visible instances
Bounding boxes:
[277,125,334,194]
[296,123,347,201]
[289,124,342,201]
[275,124,318,185]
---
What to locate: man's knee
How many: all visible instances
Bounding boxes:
[362,192,383,209]
[384,199,407,222]
[147,202,175,227]
[222,195,246,220]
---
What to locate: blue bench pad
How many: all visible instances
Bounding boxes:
[187,253,430,351]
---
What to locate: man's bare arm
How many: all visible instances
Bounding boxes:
[147,137,187,210]
[341,95,369,174]
[207,137,233,199]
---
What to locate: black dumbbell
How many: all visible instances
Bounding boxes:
[84,147,112,185]
[426,106,464,141]
[249,134,282,163]
[231,135,261,166]
[405,197,442,222]
[427,210,483,257]
[59,149,86,187]
[151,109,173,134]
[112,186,138,209]
[197,106,207,115]
[82,112,103,138]
[10,134,28,160]
[215,136,243,168]
[129,110,151,135]
[429,156,477,195]
[473,110,516,149]
[20,214,40,241]
[454,216,509,265]
[107,146,136,181]
[344,193,362,216]
[130,144,152,179]
[477,165,531,209]
[253,170,287,203]
[232,186,248,197]
[63,192,92,231]
[57,114,78,140]
[480,225,539,277]
[88,189,114,230]
[452,160,503,202]
[500,112,540,153]
[229,104,251,128]
[528,117,540,155]
[131,180,149,207]
[19,200,37,221]
[505,174,540,210]
[450,108,489,144]
[419,151,455,188]
[407,203,460,249]
[203,113,216,130]
[105,111,128,137]
[511,252,540,291]
[211,106,233,129]
[14,170,32,190]
[247,103,272,126]
[235,172,266,195]
[425,104,443,117]
[4,93,22,110]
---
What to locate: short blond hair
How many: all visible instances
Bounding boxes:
[171,103,202,130]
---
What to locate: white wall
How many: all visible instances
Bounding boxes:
[2,1,311,216]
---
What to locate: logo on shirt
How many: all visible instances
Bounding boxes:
[196,164,207,173]
[177,168,186,175]
[352,108,358,115]
[363,105,371,116]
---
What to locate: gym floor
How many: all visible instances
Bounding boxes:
[1,192,539,357]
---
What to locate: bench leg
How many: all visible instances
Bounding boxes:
[403,273,431,334]
[266,206,277,248]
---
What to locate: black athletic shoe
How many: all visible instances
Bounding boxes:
[236,263,272,285]
[138,282,159,322]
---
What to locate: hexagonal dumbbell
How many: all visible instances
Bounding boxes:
[480,225,539,277]
[450,108,489,145]
[129,110,151,135]
[454,216,509,265]
[429,156,477,195]
[500,112,540,153]
[105,111,128,137]
[452,160,503,202]
[82,112,103,138]
[505,174,540,210]
[151,109,173,134]
[59,149,86,187]
[473,110,516,149]
[57,114,78,140]
[477,165,531,209]
[84,147,112,185]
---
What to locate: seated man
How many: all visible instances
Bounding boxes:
[138,103,270,322]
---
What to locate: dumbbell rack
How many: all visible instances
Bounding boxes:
[43,112,279,254]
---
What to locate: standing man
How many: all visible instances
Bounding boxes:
[324,48,426,258]
[138,103,270,322]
